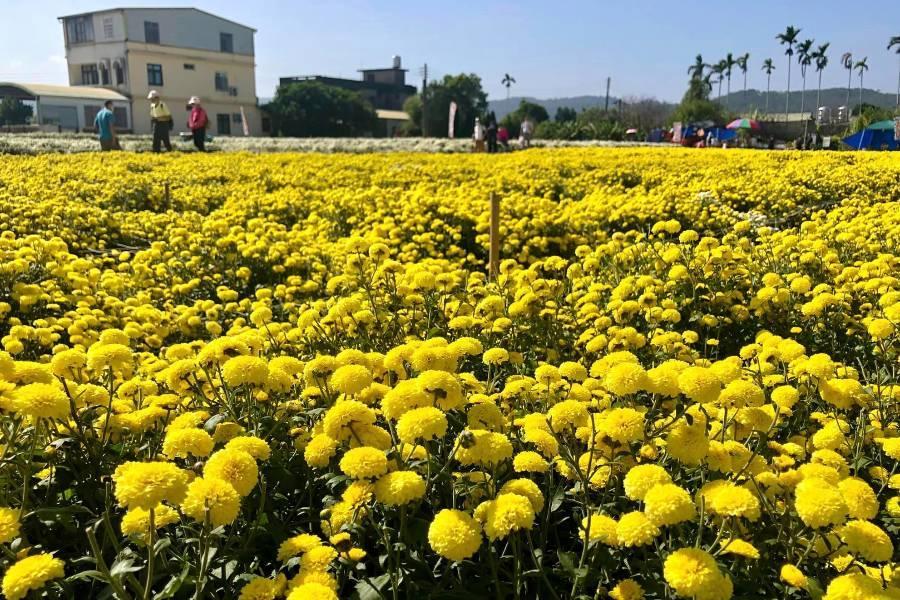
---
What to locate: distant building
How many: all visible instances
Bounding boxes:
[279,56,417,111]
[57,7,261,135]
[0,82,130,131]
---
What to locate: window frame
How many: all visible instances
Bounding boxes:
[69,17,95,44]
[219,32,234,53]
[214,72,229,92]
[143,20,160,44]
[102,17,114,39]
[146,63,164,86]
[80,64,99,85]
[216,113,231,135]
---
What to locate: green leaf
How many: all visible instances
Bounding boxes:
[156,564,190,599]
[355,574,391,600]
[807,577,825,600]
[109,559,143,577]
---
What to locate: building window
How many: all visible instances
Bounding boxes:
[81,64,99,85]
[144,21,160,44]
[220,32,233,53]
[147,64,163,86]
[184,63,195,70]
[100,64,110,85]
[67,17,94,44]
[214,72,229,91]
[232,113,242,123]
[102,17,114,39]
[216,113,231,135]
[261,116,271,133]
[113,107,129,128]
[114,62,125,85]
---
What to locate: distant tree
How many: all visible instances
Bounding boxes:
[0,96,33,126]
[672,70,727,125]
[264,82,377,137]
[711,60,726,101]
[849,102,895,132]
[555,106,577,122]
[813,43,830,113]
[841,52,854,110]
[736,53,750,102]
[621,96,675,130]
[501,73,516,100]
[404,73,487,138]
[687,54,706,81]
[500,100,549,136]
[776,25,801,118]
[889,36,900,108]
[796,39,814,118]
[854,57,869,114]
[723,53,736,108]
[761,58,776,113]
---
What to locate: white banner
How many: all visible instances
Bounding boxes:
[894,117,900,142]
[240,106,250,136]
[448,101,458,138]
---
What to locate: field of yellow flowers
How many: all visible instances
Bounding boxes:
[0,147,898,600]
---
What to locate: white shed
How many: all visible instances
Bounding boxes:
[0,82,131,132]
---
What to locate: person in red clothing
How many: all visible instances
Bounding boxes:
[187,96,209,151]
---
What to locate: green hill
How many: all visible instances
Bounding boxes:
[716,86,896,115]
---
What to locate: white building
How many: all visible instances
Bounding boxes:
[58,7,262,135]
[0,82,130,131]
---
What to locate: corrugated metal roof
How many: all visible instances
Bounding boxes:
[0,83,129,101]
[57,8,256,32]
[376,109,410,121]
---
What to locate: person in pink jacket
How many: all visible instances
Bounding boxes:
[187,96,209,151]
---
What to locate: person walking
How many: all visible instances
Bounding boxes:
[187,96,208,151]
[486,112,498,153]
[473,117,486,152]
[148,90,173,152]
[498,125,509,150]
[93,100,118,151]
[520,118,534,148]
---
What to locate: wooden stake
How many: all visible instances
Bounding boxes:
[489,192,500,279]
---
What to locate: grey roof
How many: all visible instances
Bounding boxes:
[57,7,256,32]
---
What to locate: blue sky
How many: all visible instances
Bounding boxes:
[1,0,897,102]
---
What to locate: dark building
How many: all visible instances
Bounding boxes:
[279,56,416,111]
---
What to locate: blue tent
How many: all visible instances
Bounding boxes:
[842,128,898,150]
[705,127,737,142]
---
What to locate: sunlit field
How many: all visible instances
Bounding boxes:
[0,148,898,599]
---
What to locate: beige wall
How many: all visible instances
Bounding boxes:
[126,43,260,135]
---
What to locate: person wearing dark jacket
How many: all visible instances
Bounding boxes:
[486,112,498,153]
[187,97,209,151]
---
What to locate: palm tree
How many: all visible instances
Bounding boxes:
[501,73,516,100]
[797,39,814,120]
[761,58,776,114]
[776,25,801,119]
[841,52,853,113]
[687,54,706,80]
[724,53,736,108]
[736,53,750,106]
[854,57,869,115]
[813,43,830,115]
[711,60,727,102]
[889,36,900,108]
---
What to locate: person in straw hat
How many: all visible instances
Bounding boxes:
[186,96,209,152]
[147,90,173,152]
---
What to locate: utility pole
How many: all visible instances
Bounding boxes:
[420,63,428,137]
[604,77,611,112]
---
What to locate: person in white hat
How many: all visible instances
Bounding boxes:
[186,96,209,152]
[147,90,173,152]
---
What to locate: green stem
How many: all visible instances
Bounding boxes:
[143,508,155,600]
